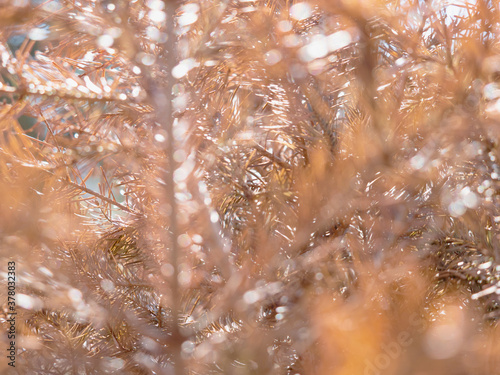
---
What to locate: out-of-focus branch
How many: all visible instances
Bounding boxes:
[0,85,127,103]
[132,1,185,374]
[66,180,141,216]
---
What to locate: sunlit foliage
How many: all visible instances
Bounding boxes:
[1,0,500,374]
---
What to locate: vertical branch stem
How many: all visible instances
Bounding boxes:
[162,1,184,374]
[142,1,184,374]
[164,1,184,373]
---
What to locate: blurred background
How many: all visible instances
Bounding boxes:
[1,0,500,374]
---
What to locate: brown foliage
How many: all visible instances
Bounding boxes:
[0,0,500,374]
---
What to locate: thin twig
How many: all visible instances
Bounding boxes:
[66,179,140,216]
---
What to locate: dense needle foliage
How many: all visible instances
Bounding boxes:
[1,0,500,374]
